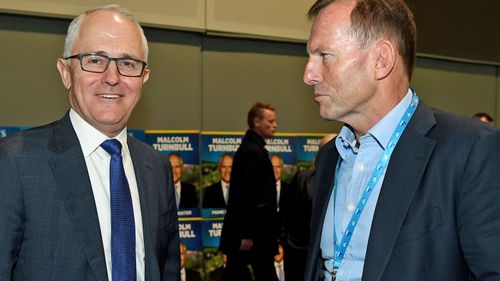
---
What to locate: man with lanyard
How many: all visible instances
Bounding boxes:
[302,0,500,281]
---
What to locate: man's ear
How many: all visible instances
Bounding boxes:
[56,59,72,91]
[253,117,260,128]
[142,68,150,84]
[373,39,396,80]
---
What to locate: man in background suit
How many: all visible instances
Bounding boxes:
[203,153,233,208]
[282,134,335,281]
[219,102,279,281]
[168,153,198,209]
[303,0,500,280]
[0,5,180,281]
[270,154,290,242]
[180,242,202,281]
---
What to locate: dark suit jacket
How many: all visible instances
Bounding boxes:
[179,181,199,209]
[277,180,290,240]
[202,181,227,208]
[282,170,315,249]
[303,102,500,281]
[219,129,278,255]
[0,114,180,281]
[208,266,253,281]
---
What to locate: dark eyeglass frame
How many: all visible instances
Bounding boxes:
[64,53,148,77]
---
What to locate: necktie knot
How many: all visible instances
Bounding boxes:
[101,139,122,156]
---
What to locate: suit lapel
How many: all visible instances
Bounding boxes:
[128,137,157,281]
[310,141,339,260]
[362,103,436,281]
[49,115,108,281]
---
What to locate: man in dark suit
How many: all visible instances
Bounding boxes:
[0,5,180,281]
[180,242,202,281]
[270,154,290,242]
[168,153,199,209]
[203,153,233,208]
[219,102,279,281]
[282,134,335,281]
[302,0,500,280]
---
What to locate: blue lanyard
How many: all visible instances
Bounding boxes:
[332,94,419,270]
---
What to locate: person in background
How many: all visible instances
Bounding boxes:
[270,154,291,243]
[0,4,180,280]
[168,153,198,209]
[282,134,335,281]
[180,242,202,281]
[473,112,494,125]
[274,244,285,281]
[219,102,279,281]
[203,153,233,208]
[302,0,500,280]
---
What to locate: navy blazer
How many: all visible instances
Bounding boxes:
[303,102,500,281]
[0,113,180,281]
[202,181,227,209]
[219,129,278,255]
[179,181,199,209]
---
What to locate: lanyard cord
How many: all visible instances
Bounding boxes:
[332,94,419,270]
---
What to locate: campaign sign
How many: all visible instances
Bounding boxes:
[266,134,298,182]
[200,132,243,187]
[144,130,199,164]
[178,208,203,251]
[296,134,326,170]
[127,129,146,143]
[201,208,226,248]
[0,126,21,139]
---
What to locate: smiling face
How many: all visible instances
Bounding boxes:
[219,154,233,183]
[303,1,377,127]
[271,155,283,181]
[57,10,150,137]
[168,154,183,184]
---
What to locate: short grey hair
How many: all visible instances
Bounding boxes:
[62,4,149,62]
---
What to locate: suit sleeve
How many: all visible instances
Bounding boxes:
[457,129,500,279]
[237,150,261,239]
[0,141,24,280]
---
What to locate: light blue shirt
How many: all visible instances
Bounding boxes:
[321,90,414,281]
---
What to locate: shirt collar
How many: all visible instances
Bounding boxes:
[335,89,414,157]
[69,109,128,157]
[368,89,413,150]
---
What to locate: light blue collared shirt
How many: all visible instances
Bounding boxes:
[321,89,414,281]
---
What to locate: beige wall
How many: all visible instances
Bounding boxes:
[0,13,498,133]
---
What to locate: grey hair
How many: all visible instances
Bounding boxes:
[62,4,149,62]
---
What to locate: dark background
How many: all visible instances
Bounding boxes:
[405,0,499,64]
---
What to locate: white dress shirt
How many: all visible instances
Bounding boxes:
[70,109,145,281]
[276,180,282,211]
[221,180,230,205]
[275,260,285,281]
[175,181,182,208]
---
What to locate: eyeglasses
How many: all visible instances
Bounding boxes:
[64,53,148,77]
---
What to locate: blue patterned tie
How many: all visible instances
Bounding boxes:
[101,139,136,281]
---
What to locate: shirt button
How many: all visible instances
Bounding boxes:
[357,164,365,171]
[347,203,355,212]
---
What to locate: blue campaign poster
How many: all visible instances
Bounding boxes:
[296,134,327,170]
[0,126,21,139]
[201,208,226,248]
[144,130,200,187]
[200,132,243,188]
[266,133,298,182]
[178,208,203,251]
[127,129,146,143]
